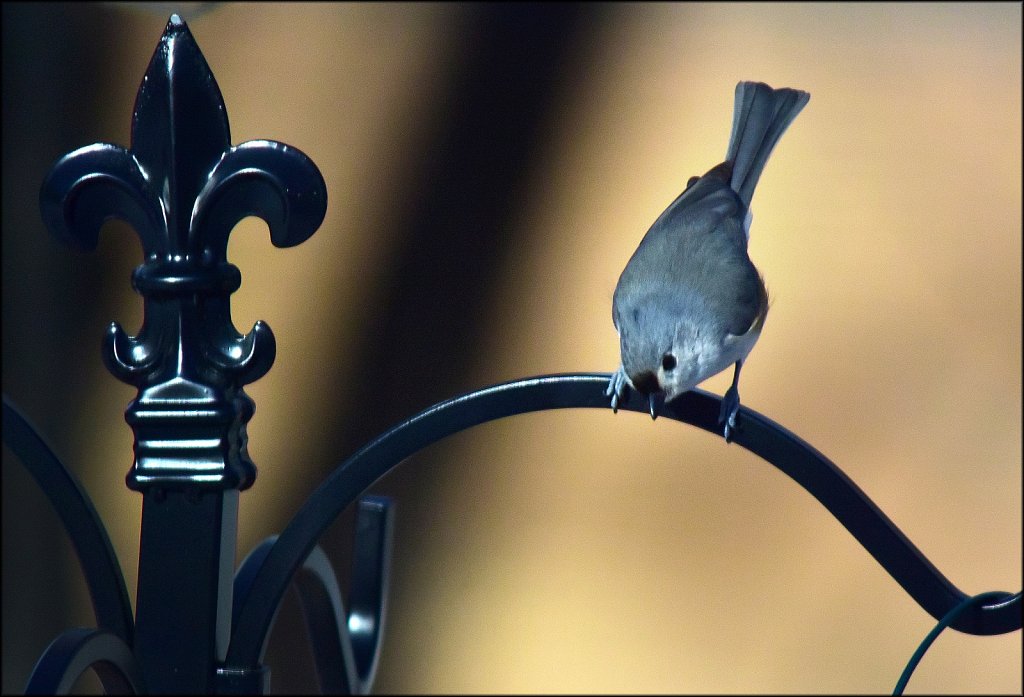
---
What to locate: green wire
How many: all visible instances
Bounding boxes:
[892,590,1010,695]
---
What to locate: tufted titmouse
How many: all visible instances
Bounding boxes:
[606,81,809,440]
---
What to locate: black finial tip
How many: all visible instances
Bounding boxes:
[168,13,184,27]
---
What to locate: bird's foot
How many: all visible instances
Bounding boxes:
[606,367,630,413]
[719,385,741,443]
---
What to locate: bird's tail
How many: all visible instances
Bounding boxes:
[725,81,809,209]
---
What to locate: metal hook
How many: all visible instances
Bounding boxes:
[228,496,393,694]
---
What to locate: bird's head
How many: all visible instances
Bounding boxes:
[617,305,714,404]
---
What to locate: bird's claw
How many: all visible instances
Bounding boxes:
[606,368,630,414]
[719,385,741,443]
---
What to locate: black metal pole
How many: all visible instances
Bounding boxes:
[37,14,327,692]
[134,490,238,692]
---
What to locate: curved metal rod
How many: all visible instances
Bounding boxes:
[293,544,357,694]
[2,396,134,644]
[231,498,392,694]
[345,496,393,689]
[227,373,1021,670]
[24,627,144,694]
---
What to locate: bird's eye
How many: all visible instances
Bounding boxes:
[662,353,677,371]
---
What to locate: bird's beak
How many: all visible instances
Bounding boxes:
[624,371,664,419]
[649,393,661,420]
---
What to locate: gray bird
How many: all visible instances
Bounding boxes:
[607,81,809,440]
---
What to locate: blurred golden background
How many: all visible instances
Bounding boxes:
[2,2,1020,693]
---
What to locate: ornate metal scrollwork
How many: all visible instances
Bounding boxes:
[2,398,134,645]
[25,628,144,695]
[39,14,327,492]
[230,496,392,695]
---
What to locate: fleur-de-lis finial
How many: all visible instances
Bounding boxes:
[39,14,327,491]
